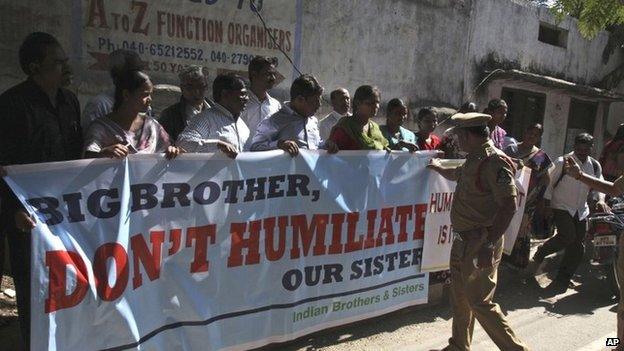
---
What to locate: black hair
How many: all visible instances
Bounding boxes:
[352,85,381,111]
[526,123,544,135]
[212,74,246,102]
[290,74,323,100]
[109,49,143,83]
[417,107,437,121]
[487,98,507,111]
[18,32,61,75]
[113,70,151,111]
[330,89,348,101]
[574,132,594,146]
[459,101,478,113]
[248,56,277,80]
[387,98,406,115]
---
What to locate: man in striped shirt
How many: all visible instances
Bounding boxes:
[176,74,250,158]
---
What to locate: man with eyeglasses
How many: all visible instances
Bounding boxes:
[0,32,83,344]
[159,65,212,141]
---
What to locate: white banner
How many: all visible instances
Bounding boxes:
[421,162,531,272]
[4,150,435,351]
[420,166,457,273]
[504,166,531,255]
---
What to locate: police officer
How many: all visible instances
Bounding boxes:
[428,112,529,351]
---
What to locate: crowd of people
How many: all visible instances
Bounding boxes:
[1,31,624,350]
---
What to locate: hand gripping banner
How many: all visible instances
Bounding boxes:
[3,150,435,351]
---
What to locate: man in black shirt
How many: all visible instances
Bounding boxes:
[0,32,83,344]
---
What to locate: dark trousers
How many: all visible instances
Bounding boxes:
[7,230,30,345]
[534,209,586,282]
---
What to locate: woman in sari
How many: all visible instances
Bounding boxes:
[329,85,389,151]
[600,124,624,182]
[84,70,181,159]
[504,123,553,268]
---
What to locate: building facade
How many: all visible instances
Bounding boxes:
[0,0,621,157]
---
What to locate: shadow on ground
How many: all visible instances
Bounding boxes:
[258,251,617,351]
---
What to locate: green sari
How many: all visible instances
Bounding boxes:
[334,116,389,150]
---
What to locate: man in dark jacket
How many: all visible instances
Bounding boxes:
[0,32,83,344]
[159,65,212,142]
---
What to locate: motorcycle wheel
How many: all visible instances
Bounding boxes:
[606,263,620,300]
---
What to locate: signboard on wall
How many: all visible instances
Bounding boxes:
[80,0,298,82]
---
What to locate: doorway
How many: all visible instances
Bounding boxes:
[501,88,547,143]
[563,98,597,153]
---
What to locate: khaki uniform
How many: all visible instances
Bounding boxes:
[446,140,529,351]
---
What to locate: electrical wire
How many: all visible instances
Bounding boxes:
[250,1,303,77]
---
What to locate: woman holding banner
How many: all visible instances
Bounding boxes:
[83,70,182,159]
[329,85,389,151]
[503,123,553,269]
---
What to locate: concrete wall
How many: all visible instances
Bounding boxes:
[0,2,75,93]
[0,0,620,138]
[300,0,472,112]
[465,0,623,99]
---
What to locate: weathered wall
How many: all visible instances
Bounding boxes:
[0,0,620,135]
[0,2,74,92]
[465,0,623,99]
[300,0,472,112]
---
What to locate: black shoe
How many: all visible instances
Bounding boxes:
[524,276,543,290]
[544,279,570,296]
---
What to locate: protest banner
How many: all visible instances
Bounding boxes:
[3,150,433,351]
[421,161,531,272]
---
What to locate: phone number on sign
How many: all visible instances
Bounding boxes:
[98,38,278,66]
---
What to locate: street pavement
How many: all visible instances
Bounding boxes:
[0,251,618,351]
[267,255,619,351]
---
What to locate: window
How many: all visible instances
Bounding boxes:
[538,22,568,48]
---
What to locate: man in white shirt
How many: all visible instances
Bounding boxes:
[239,56,281,136]
[177,74,250,158]
[250,74,338,155]
[319,88,350,140]
[530,133,608,292]
[81,49,145,129]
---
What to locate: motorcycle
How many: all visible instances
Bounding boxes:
[585,197,624,298]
